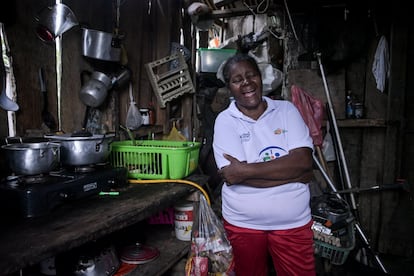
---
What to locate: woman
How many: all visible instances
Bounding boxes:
[213,53,316,276]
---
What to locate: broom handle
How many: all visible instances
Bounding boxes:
[316,53,357,211]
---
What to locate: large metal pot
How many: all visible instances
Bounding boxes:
[1,139,61,175]
[46,133,115,166]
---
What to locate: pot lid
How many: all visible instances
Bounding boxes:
[45,132,115,141]
[119,243,159,265]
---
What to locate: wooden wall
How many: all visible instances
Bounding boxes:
[0,0,187,137]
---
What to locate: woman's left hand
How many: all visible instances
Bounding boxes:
[218,154,246,185]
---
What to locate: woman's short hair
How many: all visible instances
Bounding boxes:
[222,53,261,86]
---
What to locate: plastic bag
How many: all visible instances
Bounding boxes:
[291,85,325,146]
[185,195,234,276]
[165,121,187,141]
[322,121,336,162]
[126,83,142,130]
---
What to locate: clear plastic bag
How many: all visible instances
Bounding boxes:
[126,83,142,130]
[185,195,234,276]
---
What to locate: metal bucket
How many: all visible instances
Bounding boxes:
[82,28,121,62]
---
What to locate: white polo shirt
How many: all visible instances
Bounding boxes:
[213,96,314,230]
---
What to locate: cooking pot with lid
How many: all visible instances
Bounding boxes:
[1,137,60,175]
[46,132,115,166]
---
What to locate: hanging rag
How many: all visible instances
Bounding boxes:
[291,85,324,147]
[372,35,390,93]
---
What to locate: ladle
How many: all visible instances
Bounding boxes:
[0,86,19,111]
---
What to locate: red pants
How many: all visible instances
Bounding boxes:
[224,220,316,276]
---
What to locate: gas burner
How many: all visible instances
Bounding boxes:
[4,174,49,187]
[70,162,111,173]
[73,165,96,173]
[23,174,49,184]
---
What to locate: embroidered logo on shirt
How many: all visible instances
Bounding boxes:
[274,128,287,135]
[258,146,287,162]
[240,132,250,142]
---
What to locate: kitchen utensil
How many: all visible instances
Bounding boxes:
[120,124,136,146]
[0,22,18,138]
[81,28,121,62]
[39,68,57,131]
[119,243,159,265]
[1,138,60,175]
[125,83,142,130]
[35,3,78,42]
[0,66,18,111]
[46,132,115,166]
[79,71,112,107]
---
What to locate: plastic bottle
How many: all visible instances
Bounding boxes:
[148,102,156,125]
[346,90,354,119]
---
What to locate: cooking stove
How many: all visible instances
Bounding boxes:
[0,164,128,218]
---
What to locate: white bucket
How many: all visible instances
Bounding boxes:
[174,201,194,241]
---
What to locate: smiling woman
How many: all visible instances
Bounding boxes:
[213,53,316,276]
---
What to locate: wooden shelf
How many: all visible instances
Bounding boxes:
[323,119,395,128]
[0,174,208,275]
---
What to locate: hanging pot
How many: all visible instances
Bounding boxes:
[1,138,60,175]
[79,71,112,107]
[46,132,115,166]
[82,28,121,62]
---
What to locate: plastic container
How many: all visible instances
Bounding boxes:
[197,48,237,73]
[313,221,355,265]
[109,140,201,179]
[174,201,194,241]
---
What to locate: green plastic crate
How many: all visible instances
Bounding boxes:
[109,140,200,180]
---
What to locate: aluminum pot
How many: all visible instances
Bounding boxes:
[79,71,113,107]
[82,28,121,62]
[46,133,115,166]
[1,140,61,175]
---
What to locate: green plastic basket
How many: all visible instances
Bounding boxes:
[109,140,200,180]
[313,221,355,265]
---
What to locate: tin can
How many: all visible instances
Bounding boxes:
[354,103,364,119]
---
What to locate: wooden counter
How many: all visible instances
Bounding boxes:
[0,174,208,275]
